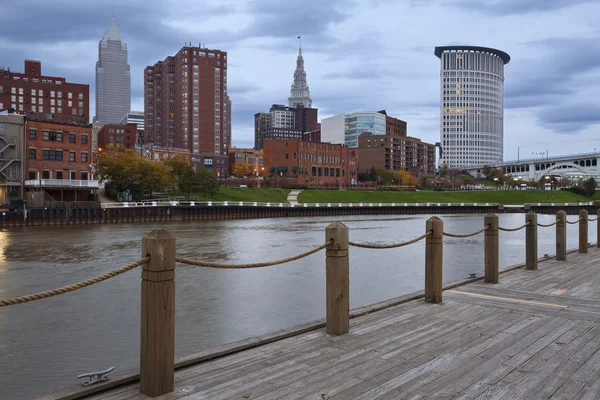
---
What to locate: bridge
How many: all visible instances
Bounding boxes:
[466,151,600,181]
[7,209,600,399]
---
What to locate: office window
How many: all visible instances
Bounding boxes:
[42,149,63,160]
[81,152,88,162]
[68,92,72,99]
[81,172,88,180]
[28,171,35,180]
[56,171,63,179]
[42,170,50,179]
[69,133,76,143]
[43,131,63,141]
[29,148,36,159]
[81,135,88,144]
[51,91,55,97]
[69,152,76,162]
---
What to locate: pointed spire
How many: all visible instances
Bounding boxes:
[102,17,124,42]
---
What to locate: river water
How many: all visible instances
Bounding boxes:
[0,213,593,399]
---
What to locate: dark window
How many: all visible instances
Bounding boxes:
[318,167,322,176]
[42,170,50,179]
[29,148,36,159]
[312,166,316,176]
[81,172,88,180]
[81,135,88,144]
[43,131,63,142]
[81,152,88,162]
[285,153,289,159]
[336,168,340,177]
[69,152,76,162]
[330,168,334,176]
[42,149,63,161]
[69,133,76,143]
[29,129,36,139]
[324,168,329,177]
[28,171,35,180]
[56,171,63,179]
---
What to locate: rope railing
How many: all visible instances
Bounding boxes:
[537,221,559,228]
[498,220,531,232]
[0,257,150,307]
[588,217,599,222]
[175,241,331,269]
[348,232,430,249]
[566,217,584,225]
[443,225,489,238]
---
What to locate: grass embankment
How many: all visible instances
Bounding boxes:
[198,187,290,203]
[297,190,600,205]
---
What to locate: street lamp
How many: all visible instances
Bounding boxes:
[517,145,523,162]
[544,148,549,160]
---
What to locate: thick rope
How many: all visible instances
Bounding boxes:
[349,232,430,249]
[175,242,330,269]
[498,221,531,232]
[566,217,584,225]
[588,217,599,222]
[443,225,489,238]
[537,221,559,228]
[0,257,150,307]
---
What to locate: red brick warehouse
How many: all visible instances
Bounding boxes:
[263,139,358,188]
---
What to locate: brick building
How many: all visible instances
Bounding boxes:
[357,132,436,176]
[144,45,230,178]
[145,147,191,163]
[385,114,407,137]
[263,139,357,188]
[0,60,89,122]
[97,123,137,150]
[24,113,95,202]
[0,112,25,204]
[254,105,318,150]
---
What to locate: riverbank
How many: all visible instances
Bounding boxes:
[297,189,600,204]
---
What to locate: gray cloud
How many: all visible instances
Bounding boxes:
[452,0,595,15]
[537,103,600,133]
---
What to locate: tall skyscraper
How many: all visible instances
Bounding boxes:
[435,46,510,168]
[288,44,312,108]
[144,45,231,175]
[95,18,131,125]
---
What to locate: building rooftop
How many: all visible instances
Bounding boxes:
[101,18,124,43]
[434,46,510,64]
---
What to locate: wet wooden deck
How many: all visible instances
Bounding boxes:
[82,249,600,400]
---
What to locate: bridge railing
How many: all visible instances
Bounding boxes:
[1,209,599,397]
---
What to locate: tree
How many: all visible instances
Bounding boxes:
[368,166,377,182]
[232,162,253,177]
[163,155,193,191]
[96,148,143,192]
[196,168,220,200]
[138,158,172,198]
[376,169,394,186]
[395,170,418,186]
[439,165,450,178]
[558,177,572,188]
[583,178,597,197]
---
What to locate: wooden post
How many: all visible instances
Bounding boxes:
[556,210,567,261]
[526,211,538,270]
[425,217,443,303]
[597,209,600,248]
[140,229,176,397]
[325,222,349,336]
[579,209,588,254]
[484,214,499,283]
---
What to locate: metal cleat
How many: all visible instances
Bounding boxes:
[77,366,114,387]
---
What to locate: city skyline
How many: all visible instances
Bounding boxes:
[0,0,599,161]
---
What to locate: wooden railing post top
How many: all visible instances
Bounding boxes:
[556,210,566,220]
[142,229,176,274]
[485,213,499,228]
[325,222,349,251]
[526,211,537,224]
[579,209,589,218]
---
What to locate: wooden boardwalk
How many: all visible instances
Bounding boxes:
[82,249,600,400]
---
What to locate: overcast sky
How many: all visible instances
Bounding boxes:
[1,0,599,161]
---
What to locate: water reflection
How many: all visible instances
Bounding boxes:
[0,213,595,399]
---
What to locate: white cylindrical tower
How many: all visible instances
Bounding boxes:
[435,46,510,169]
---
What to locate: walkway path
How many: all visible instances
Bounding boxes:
[287,189,302,206]
[78,248,600,400]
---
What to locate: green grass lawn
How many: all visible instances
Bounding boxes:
[192,187,291,203]
[297,190,600,205]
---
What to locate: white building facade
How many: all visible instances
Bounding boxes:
[288,47,312,108]
[435,46,510,169]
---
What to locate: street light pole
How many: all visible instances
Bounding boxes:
[518,145,523,162]
[544,148,549,160]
